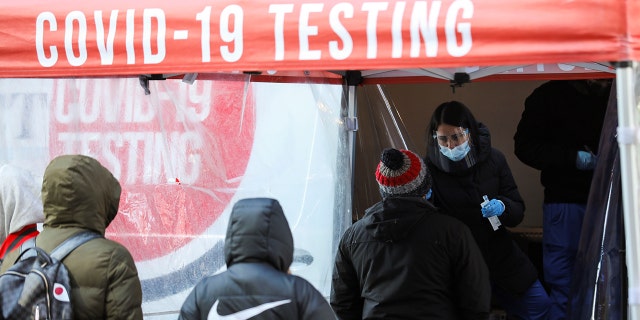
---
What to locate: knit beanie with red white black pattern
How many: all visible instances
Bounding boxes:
[375,148,432,198]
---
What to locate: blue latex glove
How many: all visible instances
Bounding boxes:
[425,188,432,200]
[576,151,597,170]
[481,199,505,217]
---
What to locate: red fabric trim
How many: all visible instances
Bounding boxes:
[0,224,39,260]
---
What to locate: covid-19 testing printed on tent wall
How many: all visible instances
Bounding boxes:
[0,77,349,318]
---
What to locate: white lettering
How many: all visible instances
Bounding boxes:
[183,83,212,122]
[361,2,388,59]
[299,3,323,60]
[126,9,136,64]
[220,5,243,62]
[124,131,146,184]
[36,12,58,67]
[103,132,124,179]
[269,4,294,61]
[445,0,473,57]
[328,3,353,60]
[65,11,88,66]
[57,132,100,158]
[95,10,118,65]
[391,2,405,58]
[55,80,156,124]
[147,132,165,184]
[143,8,166,64]
[133,99,155,123]
[410,1,441,58]
[34,2,476,69]
[51,79,217,187]
[176,131,202,183]
[197,7,212,62]
[102,80,128,123]
[57,131,203,185]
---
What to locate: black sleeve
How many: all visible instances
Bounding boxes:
[493,151,525,227]
[330,230,363,320]
[296,278,338,320]
[451,223,491,320]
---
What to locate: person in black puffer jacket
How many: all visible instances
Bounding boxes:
[425,101,550,320]
[179,197,336,320]
[331,147,491,320]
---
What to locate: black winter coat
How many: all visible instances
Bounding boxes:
[331,197,491,320]
[514,80,610,203]
[428,124,539,295]
[179,198,336,320]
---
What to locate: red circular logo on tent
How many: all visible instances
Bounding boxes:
[50,79,255,260]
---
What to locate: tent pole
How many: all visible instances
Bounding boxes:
[345,71,361,228]
[332,79,358,260]
[346,83,357,228]
[345,85,358,226]
[616,62,640,320]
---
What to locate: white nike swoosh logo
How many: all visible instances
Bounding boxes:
[208,299,292,320]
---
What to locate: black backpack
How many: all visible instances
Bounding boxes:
[0,231,101,320]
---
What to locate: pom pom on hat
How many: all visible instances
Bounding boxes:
[375,148,431,198]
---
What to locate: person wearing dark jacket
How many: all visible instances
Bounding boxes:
[331,147,490,320]
[514,79,612,320]
[179,197,336,320]
[425,101,550,319]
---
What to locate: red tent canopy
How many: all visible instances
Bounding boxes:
[0,0,634,79]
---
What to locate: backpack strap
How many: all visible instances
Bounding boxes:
[0,236,35,263]
[17,237,36,255]
[50,231,102,261]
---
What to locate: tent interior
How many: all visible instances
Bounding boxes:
[355,77,625,320]
[357,79,548,226]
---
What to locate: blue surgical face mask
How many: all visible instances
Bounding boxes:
[439,141,470,161]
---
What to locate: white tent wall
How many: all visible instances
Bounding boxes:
[0,77,351,318]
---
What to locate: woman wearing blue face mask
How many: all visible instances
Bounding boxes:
[425,101,550,320]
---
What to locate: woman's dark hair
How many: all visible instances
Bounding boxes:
[425,101,479,153]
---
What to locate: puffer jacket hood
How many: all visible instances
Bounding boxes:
[224,198,293,272]
[0,164,44,241]
[41,155,121,235]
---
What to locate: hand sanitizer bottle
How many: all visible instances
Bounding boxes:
[481,195,502,231]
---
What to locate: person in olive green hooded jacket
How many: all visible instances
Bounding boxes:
[26,154,142,319]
